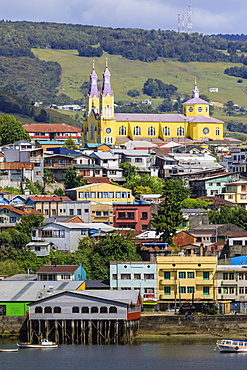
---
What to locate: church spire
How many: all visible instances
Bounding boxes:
[102,58,113,97]
[88,60,99,98]
[192,77,200,98]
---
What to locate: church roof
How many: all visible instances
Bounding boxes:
[188,115,224,123]
[115,113,186,122]
[182,97,209,106]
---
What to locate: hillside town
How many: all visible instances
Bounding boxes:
[1,63,247,344]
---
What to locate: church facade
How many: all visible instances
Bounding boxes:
[82,64,224,145]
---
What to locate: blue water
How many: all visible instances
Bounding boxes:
[1,343,247,370]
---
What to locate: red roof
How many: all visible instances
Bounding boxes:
[199,196,236,206]
[0,205,43,215]
[84,177,111,184]
[219,231,247,237]
[24,123,81,133]
[28,195,71,202]
[37,265,80,273]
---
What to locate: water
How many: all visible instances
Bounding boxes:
[1,342,247,370]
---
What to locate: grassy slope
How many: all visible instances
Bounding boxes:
[33,49,247,107]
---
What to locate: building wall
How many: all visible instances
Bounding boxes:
[156,256,217,304]
[110,262,157,301]
[113,203,151,230]
[91,203,113,225]
[0,302,29,316]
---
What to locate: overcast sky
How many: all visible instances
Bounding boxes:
[1,1,246,35]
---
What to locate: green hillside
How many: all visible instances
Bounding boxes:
[33,49,247,108]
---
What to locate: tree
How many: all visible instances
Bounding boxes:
[134,186,152,199]
[63,135,78,150]
[152,195,183,244]
[181,198,212,209]
[64,168,87,189]
[53,188,65,196]
[0,115,30,145]
[15,212,45,236]
[127,90,140,97]
[125,174,164,195]
[163,178,191,202]
[119,162,138,180]
[209,205,247,229]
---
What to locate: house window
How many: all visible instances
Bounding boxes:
[104,136,113,144]
[44,307,52,313]
[239,287,244,294]
[223,287,228,294]
[35,307,43,313]
[100,307,108,313]
[187,272,194,279]
[239,273,244,280]
[179,287,186,294]
[233,240,242,245]
[164,287,170,295]
[127,212,134,219]
[164,272,170,280]
[109,306,117,313]
[69,209,74,216]
[61,274,71,280]
[229,273,234,280]
[135,158,142,163]
[223,273,228,280]
[96,211,101,216]
[119,126,126,136]
[203,272,209,280]
[144,274,154,279]
[52,209,56,216]
[187,287,194,294]
[118,212,126,219]
[82,307,89,313]
[121,274,131,280]
[112,274,117,280]
[134,274,141,280]
[179,272,186,279]
[229,287,235,294]
[203,287,209,295]
[54,307,61,313]
[177,127,184,136]
[134,126,141,136]
[216,127,220,136]
[90,122,94,140]
[148,126,156,136]
[77,209,82,215]
[103,211,109,216]
[141,212,148,219]
[163,126,170,136]
[72,307,80,313]
[91,306,98,313]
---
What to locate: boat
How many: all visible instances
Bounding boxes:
[0,348,18,352]
[17,338,58,349]
[217,339,247,353]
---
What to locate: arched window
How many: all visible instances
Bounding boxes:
[134,126,141,136]
[90,122,94,140]
[119,126,126,136]
[44,307,52,314]
[100,306,108,313]
[105,105,112,117]
[35,306,42,313]
[177,127,184,136]
[163,126,170,136]
[148,126,155,136]
[72,306,80,313]
[91,306,98,313]
[109,306,117,313]
[216,127,220,136]
[54,307,61,313]
[81,307,89,313]
[104,137,113,144]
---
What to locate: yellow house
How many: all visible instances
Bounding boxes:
[65,183,134,203]
[221,181,247,207]
[156,256,217,309]
[83,64,224,145]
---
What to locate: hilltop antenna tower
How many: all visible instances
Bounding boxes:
[178,14,181,33]
[181,14,185,32]
[187,4,193,34]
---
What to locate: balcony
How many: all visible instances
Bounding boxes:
[195,279,214,286]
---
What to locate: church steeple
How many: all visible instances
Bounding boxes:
[192,77,200,98]
[86,60,99,115]
[102,58,113,97]
[101,58,114,118]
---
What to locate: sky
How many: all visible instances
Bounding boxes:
[1,1,246,35]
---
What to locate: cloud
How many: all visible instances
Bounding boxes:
[0,0,246,34]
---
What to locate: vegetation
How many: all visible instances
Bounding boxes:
[63,135,78,150]
[181,198,212,209]
[124,174,164,196]
[0,115,30,145]
[63,168,87,189]
[209,205,247,230]
[143,78,177,98]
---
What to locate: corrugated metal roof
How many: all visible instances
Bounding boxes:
[37,265,79,274]
[24,124,81,133]
[115,113,186,122]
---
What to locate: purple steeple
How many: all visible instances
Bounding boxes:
[88,61,99,98]
[102,59,113,97]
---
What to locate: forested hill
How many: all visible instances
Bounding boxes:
[1,20,247,104]
[216,34,247,42]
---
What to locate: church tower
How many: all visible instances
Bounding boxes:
[183,80,210,118]
[101,59,114,119]
[86,61,100,115]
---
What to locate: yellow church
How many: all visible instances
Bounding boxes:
[82,63,224,145]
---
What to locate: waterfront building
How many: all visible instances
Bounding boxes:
[83,63,224,145]
[110,261,157,308]
[156,256,217,310]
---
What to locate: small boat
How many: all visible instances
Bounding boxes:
[17,338,58,349]
[217,339,247,353]
[0,348,18,352]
